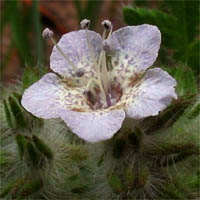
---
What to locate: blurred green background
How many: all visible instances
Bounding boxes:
[1,0,199,90]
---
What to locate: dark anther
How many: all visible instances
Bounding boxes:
[102,20,112,30]
[80,19,90,29]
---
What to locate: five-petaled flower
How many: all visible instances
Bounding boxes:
[21,20,177,142]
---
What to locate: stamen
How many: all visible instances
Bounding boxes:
[101,20,113,39]
[80,19,90,30]
[80,20,108,103]
[42,28,76,71]
[102,20,112,31]
[42,28,53,40]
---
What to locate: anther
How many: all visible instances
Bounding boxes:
[102,20,112,30]
[42,28,54,40]
[80,19,90,29]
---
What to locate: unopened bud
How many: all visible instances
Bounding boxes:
[80,19,90,29]
[42,28,53,40]
[102,20,112,30]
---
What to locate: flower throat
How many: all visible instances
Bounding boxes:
[42,19,122,110]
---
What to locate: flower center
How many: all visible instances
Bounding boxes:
[81,20,123,109]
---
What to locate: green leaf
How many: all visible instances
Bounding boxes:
[33,135,53,160]
[9,96,26,129]
[15,134,27,160]
[27,142,42,168]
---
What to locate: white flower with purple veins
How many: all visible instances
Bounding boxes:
[21,19,177,142]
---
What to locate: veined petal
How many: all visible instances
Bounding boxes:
[60,109,126,142]
[21,73,62,118]
[21,73,91,119]
[50,30,103,77]
[109,24,161,80]
[125,68,177,119]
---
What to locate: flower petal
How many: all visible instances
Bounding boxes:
[125,68,177,119]
[50,30,103,77]
[21,73,91,119]
[60,109,126,142]
[21,73,62,118]
[109,24,161,73]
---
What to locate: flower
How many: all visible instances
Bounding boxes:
[21,20,177,143]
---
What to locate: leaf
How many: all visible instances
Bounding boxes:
[16,134,27,160]
[27,142,42,168]
[33,135,53,160]
[9,96,26,129]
